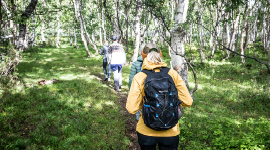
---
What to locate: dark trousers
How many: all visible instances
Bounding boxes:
[103,59,111,78]
[137,132,179,150]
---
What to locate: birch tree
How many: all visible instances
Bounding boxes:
[17,0,38,51]
[171,0,190,89]
[56,0,61,48]
[73,0,91,57]
[131,0,143,62]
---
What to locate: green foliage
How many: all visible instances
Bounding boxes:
[174,44,270,149]
[0,42,131,149]
[1,40,270,149]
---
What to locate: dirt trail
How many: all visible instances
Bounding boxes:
[117,92,140,150]
[94,73,140,150]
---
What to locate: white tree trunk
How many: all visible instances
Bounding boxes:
[171,0,189,89]
[198,1,204,63]
[30,13,35,48]
[73,22,78,49]
[40,1,46,45]
[131,0,143,62]
[17,0,38,51]
[79,0,98,53]
[224,12,231,59]
[73,0,91,56]
[41,18,46,45]
[98,12,102,46]
[240,4,249,64]
[56,0,60,48]
[152,18,159,44]
[1,0,15,43]
[102,9,107,41]
[171,0,175,21]
[210,3,220,57]
[69,28,73,46]
[227,8,241,57]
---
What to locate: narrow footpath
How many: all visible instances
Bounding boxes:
[94,72,140,150]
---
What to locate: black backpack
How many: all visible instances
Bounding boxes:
[142,67,182,131]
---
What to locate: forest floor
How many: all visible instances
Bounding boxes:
[0,42,270,149]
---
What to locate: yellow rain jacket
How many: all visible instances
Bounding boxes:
[126,59,193,137]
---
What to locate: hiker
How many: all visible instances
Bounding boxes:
[126,48,193,150]
[107,36,126,91]
[128,44,145,120]
[128,44,146,89]
[99,40,111,81]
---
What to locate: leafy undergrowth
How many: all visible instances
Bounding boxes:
[1,42,270,149]
[0,43,132,149]
[176,44,270,149]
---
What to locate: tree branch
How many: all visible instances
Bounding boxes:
[197,22,270,74]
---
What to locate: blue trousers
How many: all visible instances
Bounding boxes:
[111,64,122,90]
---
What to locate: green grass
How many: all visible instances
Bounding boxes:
[178,44,270,149]
[0,43,133,149]
[0,41,270,149]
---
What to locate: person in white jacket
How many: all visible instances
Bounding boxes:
[107,36,126,91]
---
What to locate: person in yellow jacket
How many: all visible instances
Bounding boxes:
[126,48,193,150]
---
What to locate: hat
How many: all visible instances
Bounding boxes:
[141,43,162,60]
[112,35,118,41]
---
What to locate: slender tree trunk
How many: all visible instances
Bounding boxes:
[171,0,189,89]
[17,0,38,51]
[267,9,270,63]
[73,21,79,49]
[101,8,106,41]
[152,18,159,44]
[210,1,219,57]
[1,0,14,41]
[234,18,241,53]
[30,13,35,48]
[73,0,91,57]
[40,17,46,45]
[10,0,17,45]
[227,8,241,58]
[113,0,120,36]
[131,0,143,62]
[240,4,249,64]
[198,1,204,63]
[98,12,102,46]
[79,0,98,53]
[260,7,266,52]
[69,28,73,46]
[223,12,230,59]
[56,0,60,48]
[171,0,175,21]
[125,7,129,52]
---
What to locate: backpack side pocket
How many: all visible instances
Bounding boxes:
[142,102,151,126]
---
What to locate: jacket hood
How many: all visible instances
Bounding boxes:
[137,55,143,62]
[142,59,167,70]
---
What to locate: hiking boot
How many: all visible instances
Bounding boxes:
[104,78,108,81]
[114,87,119,92]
